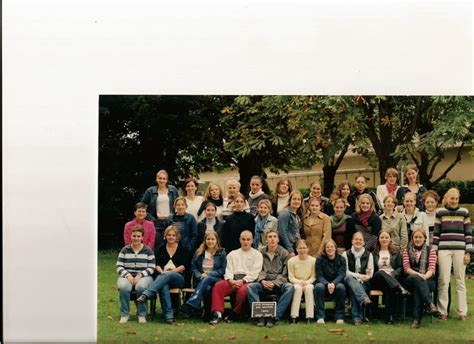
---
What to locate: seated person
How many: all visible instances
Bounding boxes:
[247,229,294,327]
[123,202,156,250]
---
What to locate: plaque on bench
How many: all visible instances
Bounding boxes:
[251,302,277,318]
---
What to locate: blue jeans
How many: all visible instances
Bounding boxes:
[314,282,346,321]
[186,276,221,312]
[117,276,153,317]
[142,272,185,320]
[247,282,294,320]
[344,275,370,322]
[404,275,436,321]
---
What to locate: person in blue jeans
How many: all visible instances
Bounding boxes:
[341,231,374,325]
[314,239,347,324]
[179,230,227,320]
[137,226,189,324]
[247,229,294,328]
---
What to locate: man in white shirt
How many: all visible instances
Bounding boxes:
[209,230,263,324]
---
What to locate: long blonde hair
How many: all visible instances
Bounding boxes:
[441,187,460,207]
[194,230,222,258]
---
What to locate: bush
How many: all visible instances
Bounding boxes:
[434,180,474,203]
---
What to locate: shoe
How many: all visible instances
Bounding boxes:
[165,318,175,325]
[138,316,146,324]
[362,298,372,306]
[256,317,266,327]
[410,320,420,329]
[289,317,297,325]
[336,319,344,324]
[225,311,239,323]
[178,304,193,318]
[354,320,362,326]
[316,318,325,324]
[119,315,129,324]
[399,286,409,295]
[425,303,438,315]
[136,295,147,303]
[459,315,466,321]
[438,314,448,321]
[385,316,394,324]
[209,312,223,325]
[266,318,275,328]
[306,318,313,325]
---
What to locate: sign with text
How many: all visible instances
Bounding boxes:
[251,302,277,318]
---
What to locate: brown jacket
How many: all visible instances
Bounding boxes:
[303,212,331,257]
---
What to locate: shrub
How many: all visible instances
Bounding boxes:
[433,180,474,204]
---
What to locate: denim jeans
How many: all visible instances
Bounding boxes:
[117,276,153,317]
[186,276,221,311]
[404,275,436,321]
[314,282,346,321]
[142,272,185,320]
[344,275,370,322]
[247,282,294,320]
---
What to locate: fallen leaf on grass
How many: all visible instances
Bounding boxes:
[281,335,288,340]
[107,315,113,320]
[328,328,344,333]
[264,335,269,340]
[176,323,185,326]
[125,331,136,336]
[197,329,207,333]
[367,332,372,336]
[228,335,237,340]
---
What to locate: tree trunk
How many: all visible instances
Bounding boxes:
[237,155,267,196]
[322,164,337,197]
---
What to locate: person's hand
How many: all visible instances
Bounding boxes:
[261,280,274,290]
[200,273,208,280]
[234,279,244,288]
[156,266,164,274]
[127,275,134,284]
[288,252,296,258]
[327,283,335,295]
[133,274,142,285]
[464,253,471,265]
[300,281,307,288]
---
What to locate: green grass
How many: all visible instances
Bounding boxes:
[98,252,474,343]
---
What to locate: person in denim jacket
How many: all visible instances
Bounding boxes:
[278,190,305,256]
[165,197,198,253]
[179,230,227,320]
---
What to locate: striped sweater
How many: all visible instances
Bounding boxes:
[116,244,156,278]
[402,247,437,275]
[432,206,472,252]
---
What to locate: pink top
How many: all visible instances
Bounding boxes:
[402,247,436,274]
[124,218,156,250]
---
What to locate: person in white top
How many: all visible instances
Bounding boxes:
[422,190,440,244]
[222,179,250,220]
[376,168,400,209]
[402,192,429,240]
[209,230,263,324]
[183,177,205,221]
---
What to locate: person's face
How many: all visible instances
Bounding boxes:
[205,234,217,249]
[290,194,302,209]
[227,184,238,197]
[424,196,437,212]
[310,184,322,197]
[296,243,309,256]
[278,180,289,194]
[378,232,391,247]
[446,193,459,208]
[258,203,270,217]
[239,232,253,250]
[309,200,321,214]
[185,181,197,196]
[403,196,416,211]
[131,231,143,245]
[352,233,365,250]
[234,197,245,211]
[355,177,367,192]
[175,200,186,215]
[334,202,345,216]
[412,231,425,247]
[406,169,418,184]
[359,197,371,212]
[156,173,168,187]
[386,174,397,185]
[341,185,351,198]
[266,232,279,248]
[325,242,336,258]
[384,197,395,211]
[209,185,220,199]
[165,230,178,244]
[205,205,216,219]
[250,179,262,194]
[134,208,147,220]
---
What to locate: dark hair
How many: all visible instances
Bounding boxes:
[131,224,144,235]
[422,190,440,203]
[135,202,148,211]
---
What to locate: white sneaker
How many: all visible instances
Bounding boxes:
[336,319,345,324]
[119,315,129,324]
[138,316,146,323]
[316,319,325,324]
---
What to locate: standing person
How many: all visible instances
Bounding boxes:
[141,170,179,249]
[402,192,429,240]
[304,181,333,215]
[422,190,440,244]
[402,229,438,328]
[247,175,272,217]
[179,231,227,320]
[183,177,205,221]
[351,194,382,251]
[271,177,292,216]
[432,188,472,321]
[288,239,316,324]
[335,181,354,215]
[209,230,263,324]
[379,195,408,251]
[350,175,382,215]
[137,226,189,324]
[247,229,294,327]
[278,190,305,256]
[116,226,156,324]
[253,199,278,249]
[222,179,250,220]
[303,197,331,257]
[197,182,224,222]
[370,230,405,324]
[123,202,156,250]
[376,168,400,208]
[166,197,198,253]
[330,198,356,253]
[396,164,427,211]
[314,239,347,324]
[197,201,223,245]
[220,193,255,253]
[342,232,374,326]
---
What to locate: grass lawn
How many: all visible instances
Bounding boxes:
[98,251,474,343]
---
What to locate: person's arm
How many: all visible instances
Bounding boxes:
[421,213,430,241]
[319,217,332,256]
[342,251,357,278]
[191,254,202,279]
[141,188,156,221]
[316,257,328,285]
[376,185,385,209]
[424,249,437,280]
[224,253,234,280]
[307,258,316,284]
[463,209,473,253]
[123,222,132,246]
[391,252,402,279]
[278,211,294,253]
[333,255,347,285]
[287,258,301,284]
[207,251,227,278]
[399,216,408,251]
[431,211,442,251]
[189,215,198,251]
[116,248,132,278]
[371,214,382,237]
[244,251,264,283]
[273,253,289,287]
[402,249,417,276]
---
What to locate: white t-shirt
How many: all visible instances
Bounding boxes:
[377,250,394,274]
[186,195,205,221]
[157,193,170,218]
